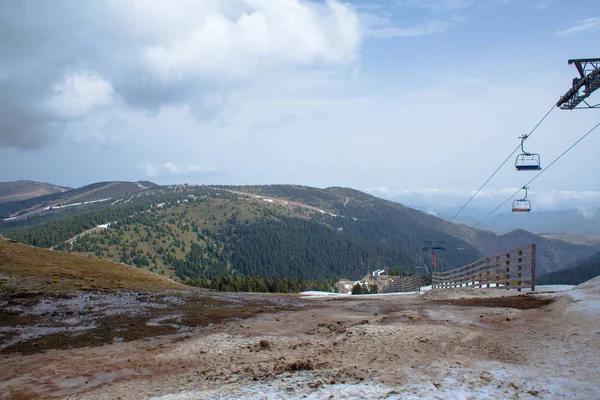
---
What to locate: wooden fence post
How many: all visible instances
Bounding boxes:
[517,248,523,292]
[505,252,510,290]
[531,244,536,292]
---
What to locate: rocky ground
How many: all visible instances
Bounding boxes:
[1,282,599,399]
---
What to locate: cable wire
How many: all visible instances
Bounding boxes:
[450,103,556,222]
[472,120,600,228]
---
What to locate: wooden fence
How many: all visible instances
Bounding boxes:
[432,244,536,291]
[381,274,421,293]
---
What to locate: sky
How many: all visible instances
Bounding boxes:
[0,0,599,214]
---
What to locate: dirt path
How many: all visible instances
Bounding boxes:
[48,224,112,250]
[212,188,337,215]
[2,287,598,399]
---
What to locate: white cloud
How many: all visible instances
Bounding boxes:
[125,0,362,80]
[555,17,600,36]
[577,207,598,219]
[533,190,600,208]
[45,71,115,119]
[140,162,220,177]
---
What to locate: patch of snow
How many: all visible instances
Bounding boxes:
[299,291,346,298]
[301,291,425,299]
[567,277,600,314]
[45,198,112,211]
[150,359,600,399]
[535,285,575,293]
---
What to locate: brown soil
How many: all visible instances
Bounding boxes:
[1,289,598,399]
[433,294,555,309]
[0,290,302,356]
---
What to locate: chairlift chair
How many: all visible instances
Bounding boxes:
[432,241,446,251]
[512,187,532,213]
[515,134,542,171]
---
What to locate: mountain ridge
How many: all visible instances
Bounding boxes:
[0,180,71,203]
[0,183,597,282]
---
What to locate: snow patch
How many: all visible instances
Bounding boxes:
[150,359,600,399]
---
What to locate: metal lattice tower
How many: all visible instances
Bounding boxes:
[556,58,600,110]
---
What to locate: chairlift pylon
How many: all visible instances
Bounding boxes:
[456,234,467,251]
[512,186,532,213]
[515,134,542,171]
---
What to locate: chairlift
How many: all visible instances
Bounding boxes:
[432,241,445,251]
[515,134,542,171]
[512,186,532,213]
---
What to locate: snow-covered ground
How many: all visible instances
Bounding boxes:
[45,197,112,211]
[301,284,573,299]
[567,276,600,314]
[150,357,599,399]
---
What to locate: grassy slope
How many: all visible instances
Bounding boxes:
[537,250,600,285]
[0,180,70,203]
[69,197,267,280]
[0,238,186,293]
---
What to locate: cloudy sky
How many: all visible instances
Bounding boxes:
[1,0,599,213]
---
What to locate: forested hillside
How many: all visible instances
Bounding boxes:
[222,185,598,275]
[1,183,597,283]
[537,251,600,285]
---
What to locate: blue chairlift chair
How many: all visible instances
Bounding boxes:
[515,134,542,171]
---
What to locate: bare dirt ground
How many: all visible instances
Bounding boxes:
[1,284,599,399]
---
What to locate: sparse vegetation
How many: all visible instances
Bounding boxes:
[0,239,185,293]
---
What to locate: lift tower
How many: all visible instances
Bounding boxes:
[556,58,600,110]
[422,240,445,272]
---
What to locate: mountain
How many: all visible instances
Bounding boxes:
[213,185,598,276]
[540,234,600,247]
[416,203,600,235]
[537,250,600,285]
[464,228,596,275]
[0,180,71,203]
[0,183,596,282]
[0,180,159,222]
[477,209,600,235]
[448,208,600,235]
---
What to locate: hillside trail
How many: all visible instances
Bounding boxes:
[49,224,112,250]
[211,187,336,215]
[1,285,599,399]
